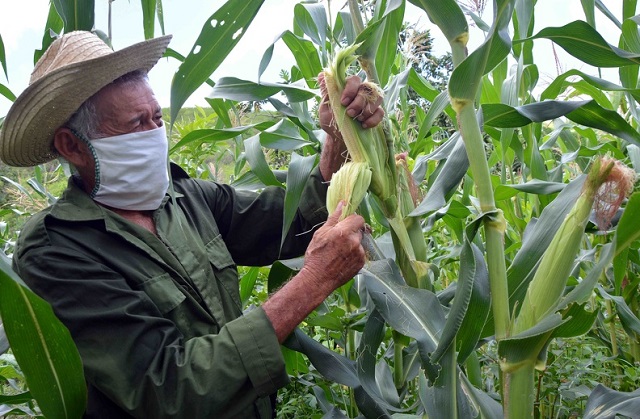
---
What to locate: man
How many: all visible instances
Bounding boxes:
[0,31,384,418]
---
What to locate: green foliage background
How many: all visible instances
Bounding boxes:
[1,0,640,418]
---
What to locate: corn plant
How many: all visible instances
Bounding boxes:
[207,0,640,417]
[3,0,640,418]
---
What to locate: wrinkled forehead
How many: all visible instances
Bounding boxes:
[91,79,161,128]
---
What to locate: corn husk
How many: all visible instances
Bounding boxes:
[513,157,635,334]
[327,161,372,220]
[322,44,395,212]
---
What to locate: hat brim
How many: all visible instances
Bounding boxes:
[0,35,172,167]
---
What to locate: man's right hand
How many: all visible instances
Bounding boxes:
[300,202,366,291]
[262,202,366,342]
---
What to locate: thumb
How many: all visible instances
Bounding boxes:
[325,201,344,227]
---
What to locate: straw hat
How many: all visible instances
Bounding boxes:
[0,31,172,167]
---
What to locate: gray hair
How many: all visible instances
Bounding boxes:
[65,70,149,140]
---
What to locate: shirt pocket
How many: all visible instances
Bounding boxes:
[141,273,186,314]
[205,234,235,270]
[204,234,242,312]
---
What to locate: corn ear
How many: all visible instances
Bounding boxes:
[326,161,372,220]
[513,157,634,334]
[323,45,395,211]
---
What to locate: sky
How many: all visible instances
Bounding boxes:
[0,0,624,117]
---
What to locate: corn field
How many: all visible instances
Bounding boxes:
[1,0,640,417]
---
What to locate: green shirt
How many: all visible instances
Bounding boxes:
[13,163,328,419]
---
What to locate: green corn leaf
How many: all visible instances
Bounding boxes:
[281,346,308,376]
[456,242,491,363]
[285,328,359,387]
[541,69,640,101]
[598,287,640,339]
[335,11,356,45]
[411,135,468,216]
[140,0,156,39]
[156,0,165,35]
[170,123,273,152]
[0,259,86,419]
[355,0,404,80]
[580,0,595,27]
[523,20,640,67]
[311,387,347,417]
[281,31,323,85]
[211,77,317,103]
[287,325,401,417]
[407,0,467,44]
[494,180,566,201]
[498,313,564,366]
[0,83,16,102]
[416,91,451,142]
[361,260,444,380]
[170,0,264,125]
[258,119,312,150]
[373,0,405,87]
[459,373,503,418]
[204,97,234,128]
[431,238,486,364]
[34,2,64,64]
[258,47,275,86]
[482,100,590,127]
[243,135,281,187]
[558,242,615,311]
[281,152,316,249]
[357,310,401,412]
[483,100,640,146]
[595,0,621,28]
[52,0,94,32]
[0,33,7,80]
[583,385,640,419]
[266,260,296,293]
[0,321,8,354]
[613,192,640,293]
[420,346,461,418]
[449,0,515,101]
[293,3,327,51]
[239,267,259,306]
[550,303,598,338]
[0,391,33,405]
[567,100,640,146]
[623,17,640,54]
[163,48,215,88]
[615,192,640,254]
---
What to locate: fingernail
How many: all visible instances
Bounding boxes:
[346,109,356,117]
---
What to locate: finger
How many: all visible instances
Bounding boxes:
[339,213,365,233]
[362,107,385,129]
[341,75,361,106]
[325,201,345,227]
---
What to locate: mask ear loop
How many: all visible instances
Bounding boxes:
[70,129,101,198]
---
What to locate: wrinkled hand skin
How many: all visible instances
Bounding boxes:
[301,202,366,291]
[318,72,385,140]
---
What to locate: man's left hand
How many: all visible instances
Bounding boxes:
[318,72,385,140]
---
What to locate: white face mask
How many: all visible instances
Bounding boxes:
[79,125,170,211]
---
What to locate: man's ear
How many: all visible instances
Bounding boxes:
[53,128,91,168]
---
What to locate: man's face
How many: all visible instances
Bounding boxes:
[93,79,163,136]
[67,79,164,193]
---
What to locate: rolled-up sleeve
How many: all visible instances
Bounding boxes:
[226,308,288,396]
